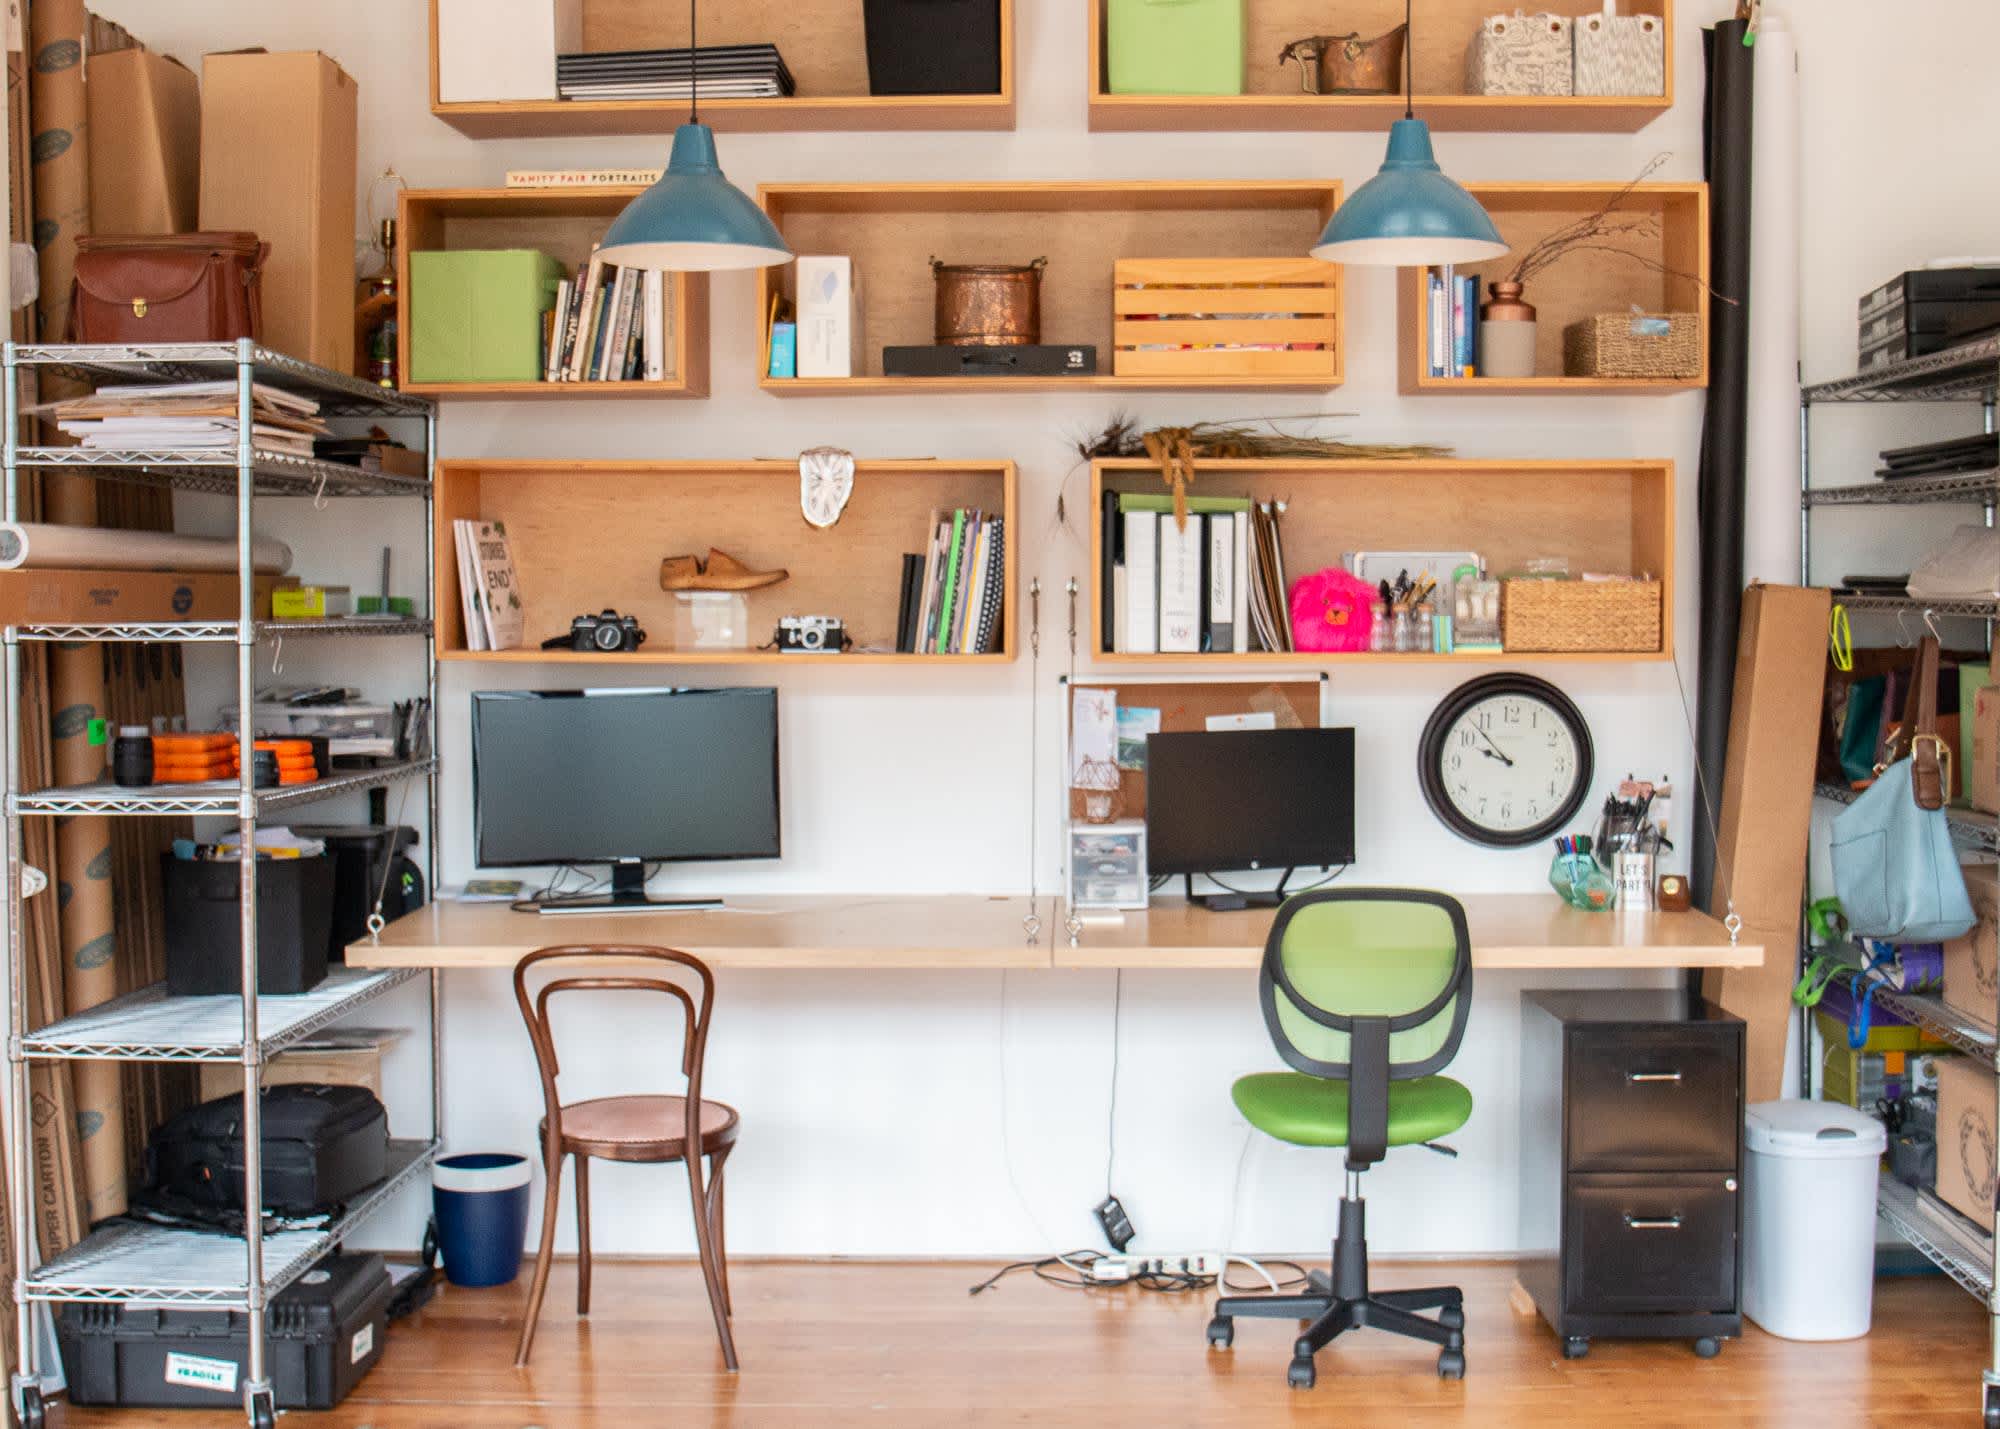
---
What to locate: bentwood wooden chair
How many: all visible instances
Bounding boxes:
[512,945,740,1369]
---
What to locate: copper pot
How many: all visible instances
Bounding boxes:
[1279,24,1407,96]
[931,256,1045,347]
[1482,280,1537,322]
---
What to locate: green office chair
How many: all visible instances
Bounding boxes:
[1207,888,1474,1389]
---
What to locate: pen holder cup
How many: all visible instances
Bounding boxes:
[1549,853,1617,912]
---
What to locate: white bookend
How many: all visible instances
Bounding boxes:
[1157,514,1203,654]
[1231,510,1251,653]
[1207,513,1234,655]
[795,256,861,379]
[1122,510,1158,655]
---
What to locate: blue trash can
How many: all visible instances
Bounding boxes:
[432,1152,532,1288]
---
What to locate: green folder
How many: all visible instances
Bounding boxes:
[1116,493,1252,514]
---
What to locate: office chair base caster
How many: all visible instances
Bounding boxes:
[1439,1306,1464,1332]
[1287,1355,1317,1390]
[1693,1336,1721,1359]
[1562,1336,1590,1359]
[1438,1348,1466,1379]
[1206,1316,1234,1349]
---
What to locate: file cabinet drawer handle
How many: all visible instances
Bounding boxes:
[1626,1071,1683,1083]
[1623,1214,1684,1231]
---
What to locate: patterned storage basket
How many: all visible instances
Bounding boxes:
[1502,578,1662,653]
[1573,3,1665,96]
[1563,312,1701,379]
[1466,11,1573,97]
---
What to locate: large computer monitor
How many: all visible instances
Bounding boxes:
[471,686,779,911]
[1144,728,1356,909]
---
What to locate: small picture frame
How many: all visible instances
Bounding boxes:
[1070,819,1148,911]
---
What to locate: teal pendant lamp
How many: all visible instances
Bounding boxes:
[1311,0,1506,267]
[596,0,791,272]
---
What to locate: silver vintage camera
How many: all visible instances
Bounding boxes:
[775,615,847,654]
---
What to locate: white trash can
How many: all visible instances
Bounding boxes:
[1742,1100,1888,1340]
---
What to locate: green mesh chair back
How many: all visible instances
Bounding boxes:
[1260,889,1472,1086]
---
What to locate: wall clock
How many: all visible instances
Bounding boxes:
[1418,674,1594,848]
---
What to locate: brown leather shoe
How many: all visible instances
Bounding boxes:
[660,548,789,592]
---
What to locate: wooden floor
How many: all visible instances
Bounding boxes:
[51,1259,1984,1427]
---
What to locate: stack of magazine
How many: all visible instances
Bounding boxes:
[897,508,1005,655]
[44,381,328,457]
[556,45,796,101]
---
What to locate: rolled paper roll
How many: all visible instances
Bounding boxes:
[0,523,292,574]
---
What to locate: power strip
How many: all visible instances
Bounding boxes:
[1086,1252,1224,1284]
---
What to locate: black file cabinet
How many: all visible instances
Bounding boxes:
[1518,989,1745,1358]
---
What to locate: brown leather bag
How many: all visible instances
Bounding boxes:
[69,232,267,344]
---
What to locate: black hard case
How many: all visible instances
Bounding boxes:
[146,1085,388,1215]
[161,852,334,995]
[58,1252,392,1410]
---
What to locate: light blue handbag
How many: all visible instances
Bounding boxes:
[1830,636,1977,942]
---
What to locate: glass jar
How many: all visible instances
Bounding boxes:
[1369,600,1392,653]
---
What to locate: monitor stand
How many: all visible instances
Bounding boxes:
[1186,869,1294,912]
[515,860,723,915]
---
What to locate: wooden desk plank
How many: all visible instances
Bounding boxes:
[346,895,1055,971]
[1051,896,1760,971]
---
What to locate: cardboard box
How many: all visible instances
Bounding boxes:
[1700,584,1833,1102]
[1934,1054,1998,1230]
[436,0,579,103]
[198,1036,390,1102]
[199,50,357,372]
[1973,684,1999,815]
[1944,866,2000,1025]
[0,569,278,625]
[795,256,862,379]
[86,47,200,235]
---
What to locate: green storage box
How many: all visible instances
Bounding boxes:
[1962,663,1991,798]
[409,249,565,384]
[1105,0,1246,96]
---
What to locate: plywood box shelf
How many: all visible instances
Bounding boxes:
[428,0,1015,138]
[1087,0,1671,133]
[1089,457,1674,664]
[755,180,1343,395]
[1399,182,1708,395]
[397,187,708,399]
[435,459,1016,664]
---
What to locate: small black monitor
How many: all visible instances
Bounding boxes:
[1144,728,1356,907]
[471,687,779,910]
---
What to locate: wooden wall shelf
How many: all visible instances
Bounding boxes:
[755,180,1343,394]
[1088,457,1675,664]
[1086,0,1671,133]
[397,187,708,400]
[1398,182,1708,395]
[428,0,1015,138]
[434,459,1017,664]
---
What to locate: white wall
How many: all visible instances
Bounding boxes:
[71,0,1996,1259]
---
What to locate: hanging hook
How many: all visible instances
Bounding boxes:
[312,467,329,511]
[269,633,284,676]
[1894,608,1913,648]
[1028,578,1041,659]
[1922,607,1942,642]
[1066,578,1078,658]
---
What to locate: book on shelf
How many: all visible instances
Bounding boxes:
[556,44,797,101]
[506,168,664,189]
[1107,493,1293,655]
[454,519,525,652]
[452,519,486,653]
[1428,270,1480,378]
[540,246,669,384]
[900,508,1004,655]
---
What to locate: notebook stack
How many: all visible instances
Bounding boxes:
[1875,433,2000,481]
[556,45,796,101]
[897,509,1005,655]
[1101,492,1295,655]
[46,381,328,457]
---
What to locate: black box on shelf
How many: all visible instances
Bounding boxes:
[863,0,1003,95]
[883,343,1096,378]
[161,852,334,995]
[282,823,424,962]
[58,1251,392,1411]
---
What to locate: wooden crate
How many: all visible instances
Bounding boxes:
[1112,257,1340,380]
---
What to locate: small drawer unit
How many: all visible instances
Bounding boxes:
[1519,989,1744,1359]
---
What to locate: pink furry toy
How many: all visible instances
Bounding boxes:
[1289,567,1378,653]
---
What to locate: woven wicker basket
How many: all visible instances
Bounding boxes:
[1563,312,1701,379]
[1502,579,1663,653]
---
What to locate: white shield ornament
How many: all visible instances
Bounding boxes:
[800,447,855,529]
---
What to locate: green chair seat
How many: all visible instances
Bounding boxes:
[1232,1071,1473,1150]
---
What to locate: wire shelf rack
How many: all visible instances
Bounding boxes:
[1826,593,2000,621]
[21,968,421,1063]
[9,445,428,499]
[1871,990,1998,1066]
[8,758,434,818]
[21,1140,437,1308]
[8,343,433,418]
[1876,1172,1994,1302]
[11,618,430,644]
[1802,337,2000,404]
[1802,469,2000,508]
[1812,783,1999,856]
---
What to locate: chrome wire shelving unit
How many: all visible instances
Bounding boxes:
[1799,337,2000,1427]
[1,341,440,1429]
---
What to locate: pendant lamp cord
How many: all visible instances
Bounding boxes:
[689,0,700,124]
[1404,0,1414,119]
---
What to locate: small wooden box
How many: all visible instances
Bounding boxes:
[1112,258,1339,380]
[1502,578,1663,653]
